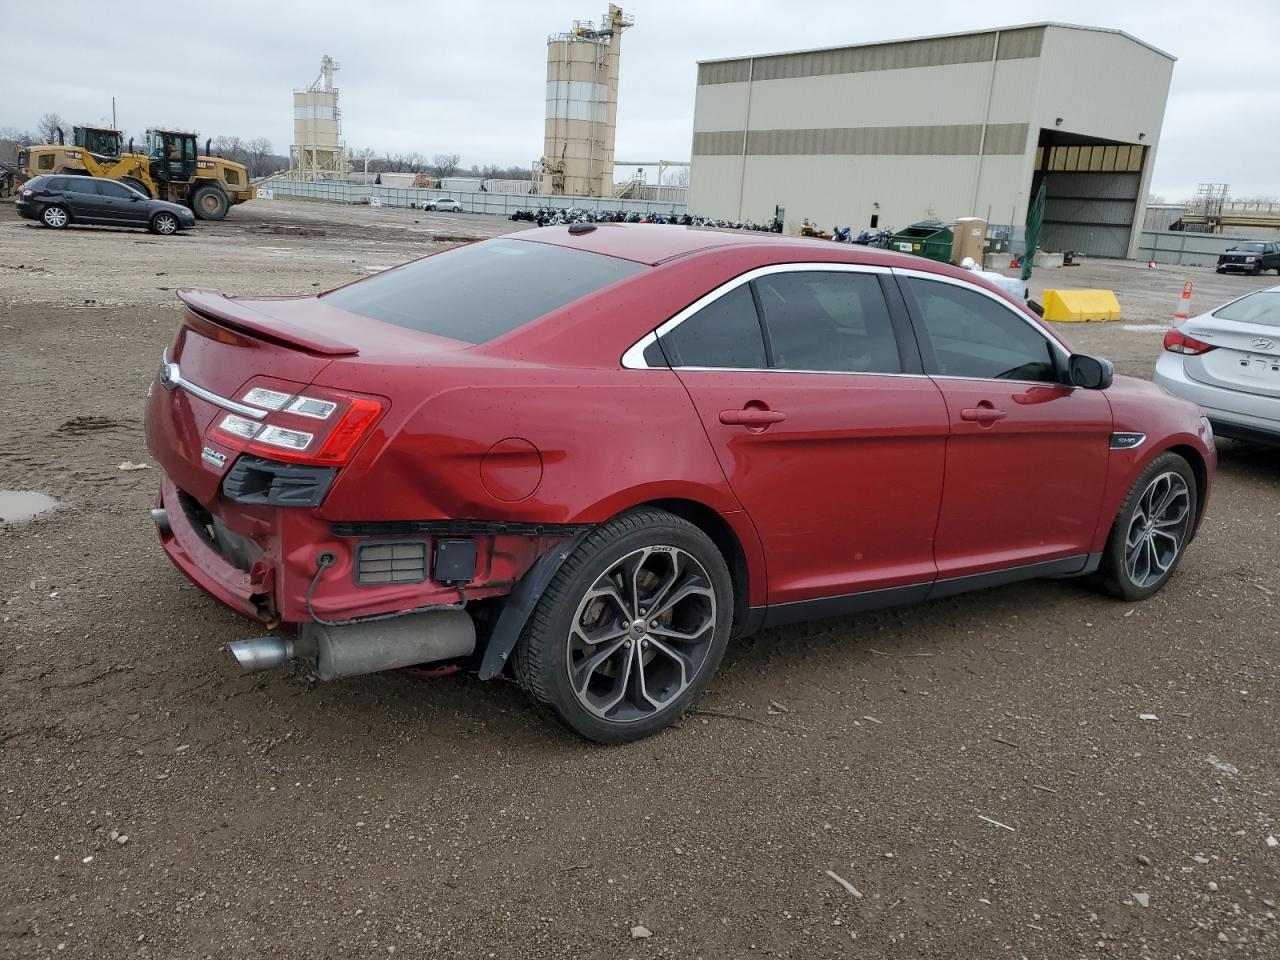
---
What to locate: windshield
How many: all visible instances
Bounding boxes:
[1213,289,1280,328]
[1229,243,1266,253]
[321,238,646,344]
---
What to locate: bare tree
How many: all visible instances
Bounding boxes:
[431,152,461,179]
[211,135,246,162]
[663,166,690,187]
[37,113,67,144]
[244,137,274,177]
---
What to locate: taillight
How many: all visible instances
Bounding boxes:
[209,381,387,466]
[1163,329,1216,355]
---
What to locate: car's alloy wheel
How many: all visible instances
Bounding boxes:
[152,213,179,235]
[42,205,69,228]
[514,508,733,743]
[567,545,717,723]
[1123,471,1191,588]
[1098,452,1197,601]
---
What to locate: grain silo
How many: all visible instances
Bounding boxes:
[539,6,633,197]
[290,55,350,181]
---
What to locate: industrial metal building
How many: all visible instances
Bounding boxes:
[688,24,1174,259]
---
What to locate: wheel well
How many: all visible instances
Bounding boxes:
[1167,443,1209,530]
[641,498,752,636]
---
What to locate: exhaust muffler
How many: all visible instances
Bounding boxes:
[226,609,475,680]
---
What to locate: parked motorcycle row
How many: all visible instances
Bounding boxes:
[509,206,782,232]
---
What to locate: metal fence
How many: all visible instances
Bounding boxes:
[1137,230,1262,267]
[257,178,688,218]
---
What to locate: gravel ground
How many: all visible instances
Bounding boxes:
[1,199,1277,959]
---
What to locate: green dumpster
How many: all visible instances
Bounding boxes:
[889,220,954,263]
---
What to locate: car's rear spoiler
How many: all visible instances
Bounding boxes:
[177,289,359,357]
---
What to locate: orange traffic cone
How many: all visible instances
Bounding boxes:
[1174,280,1193,322]
[1009,257,1019,269]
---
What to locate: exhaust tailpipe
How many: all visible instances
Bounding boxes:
[150,508,171,535]
[228,635,295,673]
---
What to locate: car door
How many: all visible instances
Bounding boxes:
[650,264,949,616]
[97,179,146,225]
[63,178,106,222]
[895,270,1113,586]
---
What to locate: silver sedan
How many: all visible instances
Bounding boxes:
[1155,284,1280,444]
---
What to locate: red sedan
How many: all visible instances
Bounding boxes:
[145,224,1215,742]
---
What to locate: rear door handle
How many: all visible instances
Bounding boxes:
[719,408,787,427]
[960,404,1007,424]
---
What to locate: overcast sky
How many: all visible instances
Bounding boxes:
[2,0,1275,201]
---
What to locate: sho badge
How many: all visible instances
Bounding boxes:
[201,447,227,468]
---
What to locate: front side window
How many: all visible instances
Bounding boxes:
[99,180,132,198]
[322,238,645,344]
[904,277,1059,382]
[659,285,766,369]
[754,271,900,373]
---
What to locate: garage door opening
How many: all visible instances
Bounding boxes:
[1030,130,1147,259]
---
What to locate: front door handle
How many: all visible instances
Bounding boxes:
[719,406,787,428]
[960,402,1007,425]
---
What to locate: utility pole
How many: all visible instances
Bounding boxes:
[112,97,116,129]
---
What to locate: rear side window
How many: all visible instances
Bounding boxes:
[659,285,766,369]
[1213,290,1280,328]
[904,278,1058,382]
[754,271,900,373]
[322,239,644,344]
[64,178,98,194]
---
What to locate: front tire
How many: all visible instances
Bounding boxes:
[150,212,180,235]
[513,509,734,743]
[190,184,229,221]
[41,205,70,229]
[1098,452,1197,601]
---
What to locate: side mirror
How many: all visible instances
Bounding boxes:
[1068,353,1114,390]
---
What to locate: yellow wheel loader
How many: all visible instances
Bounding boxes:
[18,126,254,220]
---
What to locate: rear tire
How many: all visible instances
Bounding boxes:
[1097,452,1197,601]
[191,184,229,221]
[41,205,69,229]
[513,509,734,743]
[150,212,180,235]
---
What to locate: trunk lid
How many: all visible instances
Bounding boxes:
[1181,314,1280,398]
[148,290,471,504]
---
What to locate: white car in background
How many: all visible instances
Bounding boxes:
[1156,285,1280,445]
[421,197,463,212]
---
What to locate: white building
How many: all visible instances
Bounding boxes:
[688,23,1174,258]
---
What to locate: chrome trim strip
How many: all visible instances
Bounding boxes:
[621,262,892,370]
[159,350,269,420]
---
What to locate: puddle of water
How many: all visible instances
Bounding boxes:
[0,490,59,524]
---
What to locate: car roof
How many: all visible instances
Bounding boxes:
[512,222,929,269]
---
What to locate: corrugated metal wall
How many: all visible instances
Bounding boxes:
[692,123,1029,157]
[1040,171,1141,259]
[696,26,1043,85]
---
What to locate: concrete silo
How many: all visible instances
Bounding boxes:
[539,6,633,197]
[290,55,350,181]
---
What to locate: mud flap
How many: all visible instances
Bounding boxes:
[476,531,589,681]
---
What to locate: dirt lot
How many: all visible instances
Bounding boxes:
[1,198,1277,959]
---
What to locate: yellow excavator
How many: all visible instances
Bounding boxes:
[18,125,254,220]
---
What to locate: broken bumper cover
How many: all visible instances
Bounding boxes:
[156,476,275,622]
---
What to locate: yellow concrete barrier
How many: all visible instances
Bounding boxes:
[1042,288,1121,322]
